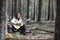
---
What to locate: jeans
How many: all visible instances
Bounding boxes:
[12,25,26,35]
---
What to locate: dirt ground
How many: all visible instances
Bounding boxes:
[6,21,54,40]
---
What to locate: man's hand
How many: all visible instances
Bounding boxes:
[27,18,30,21]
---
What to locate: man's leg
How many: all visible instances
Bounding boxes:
[19,25,26,35]
[12,26,17,32]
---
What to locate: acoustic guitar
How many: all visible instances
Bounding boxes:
[13,24,21,30]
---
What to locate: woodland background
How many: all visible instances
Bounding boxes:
[0,0,59,40]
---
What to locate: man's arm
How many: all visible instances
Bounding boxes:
[11,18,18,24]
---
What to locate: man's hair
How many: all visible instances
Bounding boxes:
[14,11,22,19]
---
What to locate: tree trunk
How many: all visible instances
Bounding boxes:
[54,0,60,40]
[12,0,13,18]
[0,0,3,22]
[47,0,50,20]
[51,0,54,20]
[47,0,54,20]
[18,0,21,12]
[27,0,29,19]
[0,0,5,40]
[37,0,42,22]
[53,0,56,21]
[50,0,54,20]
[13,0,17,14]
[33,0,35,20]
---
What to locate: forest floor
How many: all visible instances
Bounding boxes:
[5,21,55,40]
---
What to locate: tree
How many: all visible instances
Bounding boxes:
[0,0,5,40]
[47,0,54,20]
[18,0,21,12]
[12,0,13,18]
[51,0,54,20]
[33,0,35,20]
[27,0,29,19]
[0,0,3,22]
[37,0,42,22]
[50,0,54,20]
[12,0,17,16]
[54,0,60,40]
[47,0,50,20]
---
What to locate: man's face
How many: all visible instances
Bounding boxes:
[17,13,21,18]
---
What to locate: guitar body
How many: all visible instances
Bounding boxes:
[13,24,21,30]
